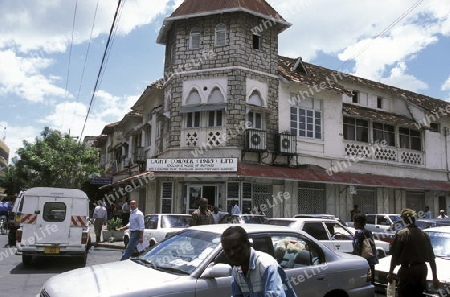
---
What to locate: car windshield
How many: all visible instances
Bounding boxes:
[161,215,191,228]
[426,231,450,258]
[389,215,402,223]
[141,229,220,274]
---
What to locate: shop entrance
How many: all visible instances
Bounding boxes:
[187,185,218,213]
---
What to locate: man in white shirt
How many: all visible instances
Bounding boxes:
[231,201,241,215]
[93,202,108,245]
[118,200,144,260]
[121,200,131,225]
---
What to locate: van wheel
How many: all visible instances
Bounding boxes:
[22,255,32,266]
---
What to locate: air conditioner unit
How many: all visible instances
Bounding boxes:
[245,129,266,151]
[276,134,297,155]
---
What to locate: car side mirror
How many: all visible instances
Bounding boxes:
[34,210,40,214]
[201,263,231,278]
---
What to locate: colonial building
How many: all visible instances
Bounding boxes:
[94,0,450,221]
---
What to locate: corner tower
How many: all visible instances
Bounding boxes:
[157,0,290,153]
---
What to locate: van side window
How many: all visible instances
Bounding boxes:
[43,202,66,222]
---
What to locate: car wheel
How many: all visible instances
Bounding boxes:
[22,255,32,266]
[124,235,129,247]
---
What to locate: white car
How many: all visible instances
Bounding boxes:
[123,213,191,247]
[265,217,390,258]
[39,224,374,297]
[374,226,450,296]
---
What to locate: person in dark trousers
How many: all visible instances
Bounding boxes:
[117,200,144,260]
[190,198,214,226]
[387,208,439,297]
[350,204,360,221]
[352,213,378,284]
[220,226,297,297]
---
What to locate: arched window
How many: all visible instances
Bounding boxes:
[248,90,263,106]
[208,87,225,103]
[215,24,227,46]
[186,89,201,105]
[189,27,201,49]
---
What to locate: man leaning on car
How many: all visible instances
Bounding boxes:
[387,208,439,297]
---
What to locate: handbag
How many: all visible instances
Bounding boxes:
[361,234,374,259]
[386,280,396,297]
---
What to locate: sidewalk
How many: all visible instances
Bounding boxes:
[89,224,125,250]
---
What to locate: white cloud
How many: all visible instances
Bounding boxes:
[0,122,39,162]
[380,62,428,93]
[0,49,66,102]
[442,77,450,91]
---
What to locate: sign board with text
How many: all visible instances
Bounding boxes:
[147,158,237,172]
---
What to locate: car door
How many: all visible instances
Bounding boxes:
[195,232,328,297]
[301,221,341,251]
[143,215,158,242]
[324,221,355,253]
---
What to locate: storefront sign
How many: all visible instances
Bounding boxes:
[147,158,237,172]
[90,176,113,185]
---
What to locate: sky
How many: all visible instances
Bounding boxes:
[1,0,449,163]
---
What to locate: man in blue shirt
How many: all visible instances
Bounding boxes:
[118,200,144,260]
[221,226,297,297]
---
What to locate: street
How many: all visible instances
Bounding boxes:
[0,232,121,297]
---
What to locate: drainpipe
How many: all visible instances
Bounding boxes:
[445,128,450,181]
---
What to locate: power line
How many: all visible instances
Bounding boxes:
[72,0,100,123]
[61,0,79,129]
[79,0,125,140]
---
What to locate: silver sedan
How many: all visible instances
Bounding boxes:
[40,224,374,297]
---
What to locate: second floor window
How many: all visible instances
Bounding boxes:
[145,126,151,147]
[189,27,201,49]
[186,112,201,128]
[248,111,263,129]
[399,127,421,150]
[373,122,395,146]
[344,117,368,142]
[290,107,322,139]
[208,110,223,127]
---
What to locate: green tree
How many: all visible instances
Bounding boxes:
[5,127,102,189]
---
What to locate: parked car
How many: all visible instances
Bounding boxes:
[218,213,266,224]
[265,217,390,258]
[293,213,348,226]
[386,218,450,231]
[39,224,374,297]
[123,213,192,247]
[374,226,450,296]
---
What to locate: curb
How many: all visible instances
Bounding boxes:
[95,242,125,250]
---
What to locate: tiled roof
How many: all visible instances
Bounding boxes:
[278,56,352,96]
[170,0,286,21]
[343,103,418,128]
[278,55,449,115]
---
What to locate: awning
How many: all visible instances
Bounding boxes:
[151,163,450,191]
[236,163,450,191]
[179,103,227,113]
[98,171,155,190]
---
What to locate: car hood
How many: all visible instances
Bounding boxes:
[42,260,192,297]
[376,255,450,282]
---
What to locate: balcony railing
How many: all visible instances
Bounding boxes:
[344,141,424,165]
[181,127,227,148]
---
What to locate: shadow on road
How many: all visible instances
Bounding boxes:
[10,256,86,274]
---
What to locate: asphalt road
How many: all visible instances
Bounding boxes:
[0,231,121,297]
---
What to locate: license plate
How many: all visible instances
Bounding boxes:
[45,246,60,254]
[15,216,20,223]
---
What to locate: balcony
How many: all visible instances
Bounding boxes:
[344,141,424,165]
[181,127,227,148]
